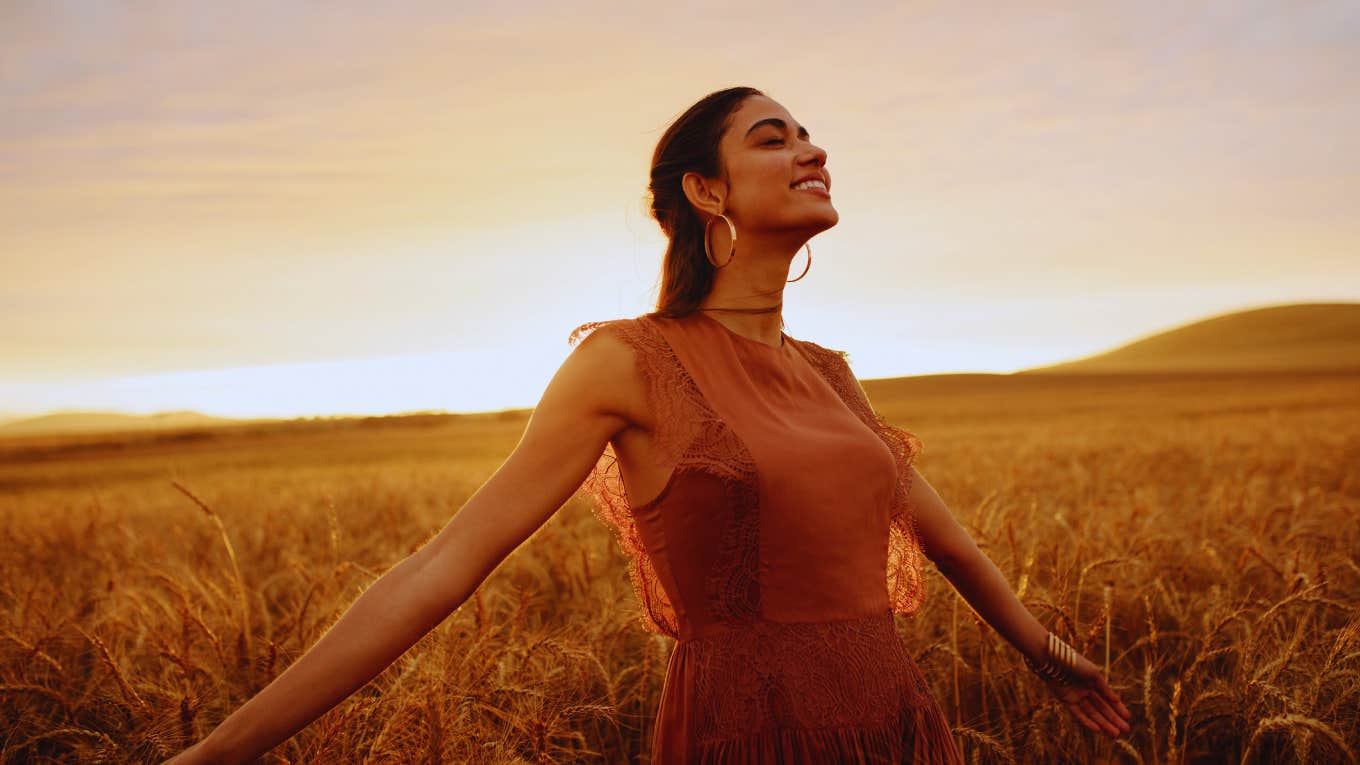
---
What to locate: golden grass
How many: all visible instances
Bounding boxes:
[1,371,1356,764]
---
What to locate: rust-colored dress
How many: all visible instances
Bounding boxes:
[568,311,964,765]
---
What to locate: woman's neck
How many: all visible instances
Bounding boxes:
[696,295,785,347]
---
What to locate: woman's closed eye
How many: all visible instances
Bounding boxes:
[763,137,784,145]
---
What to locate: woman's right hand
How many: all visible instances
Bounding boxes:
[1042,651,1133,738]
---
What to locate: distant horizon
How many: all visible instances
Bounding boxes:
[0,335,1030,423]
[3,299,1356,424]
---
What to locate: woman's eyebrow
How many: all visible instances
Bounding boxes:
[744,117,810,140]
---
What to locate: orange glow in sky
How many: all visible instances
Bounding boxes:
[3,2,1357,419]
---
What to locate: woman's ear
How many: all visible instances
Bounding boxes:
[681,170,727,217]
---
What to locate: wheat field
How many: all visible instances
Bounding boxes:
[1,370,1357,764]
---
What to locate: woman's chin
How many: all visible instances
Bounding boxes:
[770,208,838,236]
[810,209,839,232]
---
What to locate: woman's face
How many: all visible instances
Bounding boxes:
[715,94,838,236]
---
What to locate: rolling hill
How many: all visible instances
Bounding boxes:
[1017,302,1360,374]
[0,410,244,438]
[2,302,1353,439]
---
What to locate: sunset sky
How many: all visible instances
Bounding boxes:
[2,1,1357,420]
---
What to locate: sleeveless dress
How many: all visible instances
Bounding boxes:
[567,311,964,765]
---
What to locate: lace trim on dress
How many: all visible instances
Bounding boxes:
[569,316,763,636]
[796,340,929,617]
[678,610,964,764]
[685,611,934,744]
[694,702,962,765]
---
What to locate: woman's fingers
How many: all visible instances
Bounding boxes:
[1093,695,1130,736]
[1043,657,1135,738]
[1096,674,1133,720]
[1066,696,1109,735]
[1078,695,1123,737]
[1086,687,1131,735]
[1066,699,1103,735]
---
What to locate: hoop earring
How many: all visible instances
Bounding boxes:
[703,213,736,269]
[786,243,812,283]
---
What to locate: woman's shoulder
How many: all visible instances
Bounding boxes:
[789,334,854,375]
[565,316,654,376]
[560,316,657,430]
[569,314,647,347]
[787,335,874,413]
[568,313,680,359]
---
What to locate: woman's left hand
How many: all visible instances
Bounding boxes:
[1043,652,1133,738]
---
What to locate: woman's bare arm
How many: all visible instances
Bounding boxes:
[165,327,640,765]
[906,466,1048,661]
[908,465,1133,737]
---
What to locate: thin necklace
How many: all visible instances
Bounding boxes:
[696,301,782,315]
[696,302,787,342]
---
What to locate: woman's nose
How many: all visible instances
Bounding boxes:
[802,142,828,166]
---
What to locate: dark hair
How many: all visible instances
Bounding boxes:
[644,86,764,319]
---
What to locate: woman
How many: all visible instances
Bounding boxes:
[166,86,1131,764]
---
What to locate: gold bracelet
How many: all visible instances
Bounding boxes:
[1024,632,1081,685]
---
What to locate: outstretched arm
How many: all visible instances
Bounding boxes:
[165,327,641,765]
[167,546,472,764]
[907,465,1133,738]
